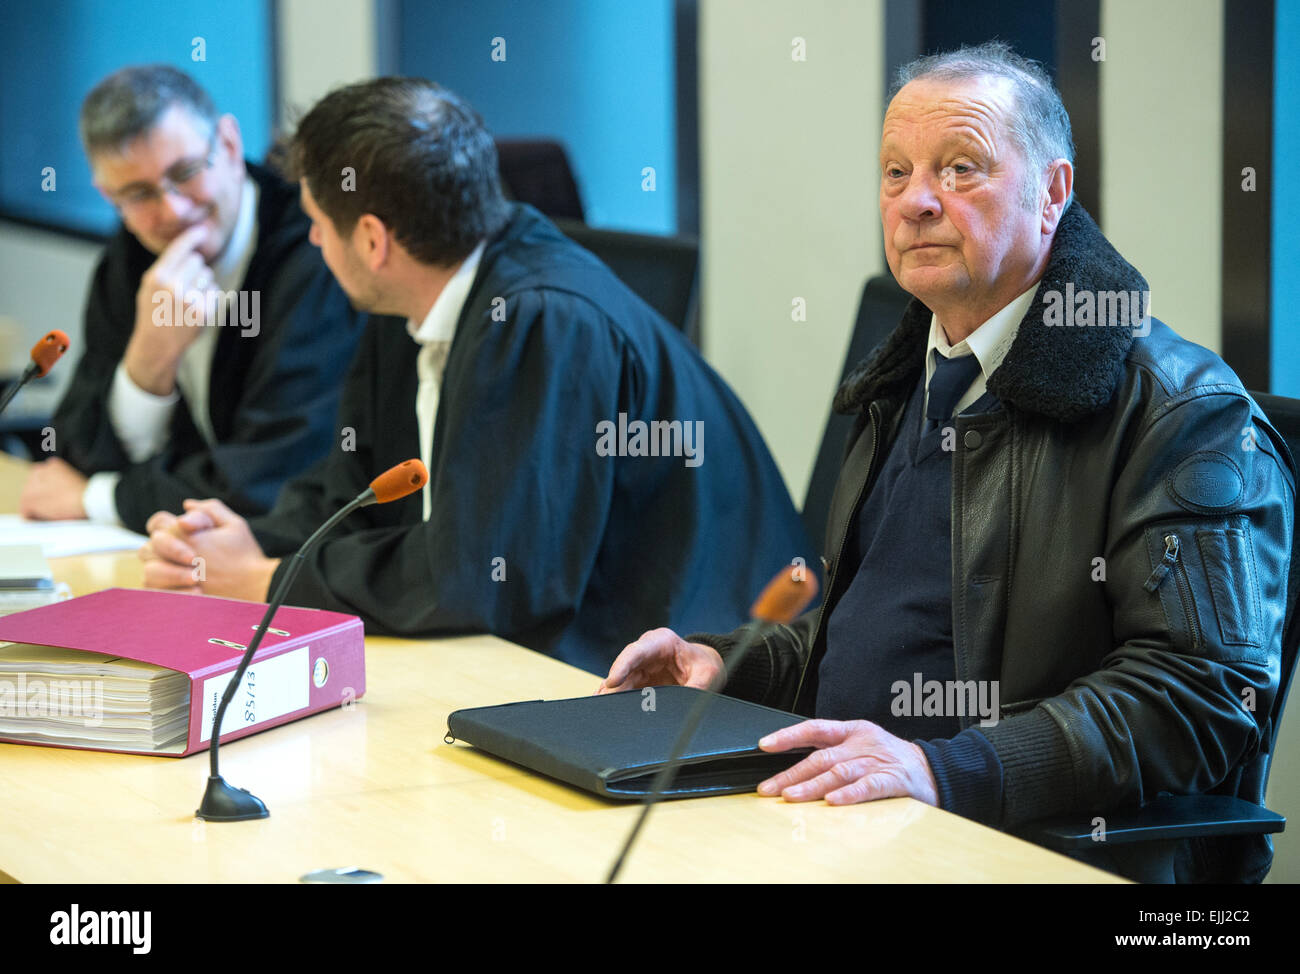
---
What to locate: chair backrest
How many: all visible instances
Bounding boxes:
[555,219,700,344]
[1246,391,1300,788]
[496,139,586,222]
[801,274,912,546]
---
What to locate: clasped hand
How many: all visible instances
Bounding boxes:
[138,498,280,602]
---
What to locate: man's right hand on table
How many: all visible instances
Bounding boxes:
[595,627,726,694]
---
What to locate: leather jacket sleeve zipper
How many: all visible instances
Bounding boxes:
[1142,533,1202,647]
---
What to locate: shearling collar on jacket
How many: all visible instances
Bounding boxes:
[833,202,1149,422]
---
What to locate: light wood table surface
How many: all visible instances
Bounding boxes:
[0,453,1121,882]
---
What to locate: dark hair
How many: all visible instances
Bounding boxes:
[80,64,218,157]
[890,41,1075,211]
[289,77,509,266]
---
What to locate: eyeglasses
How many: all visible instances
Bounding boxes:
[107,131,219,212]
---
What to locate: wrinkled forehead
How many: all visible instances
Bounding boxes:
[880,75,1018,153]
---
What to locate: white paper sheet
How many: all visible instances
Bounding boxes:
[0,515,146,558]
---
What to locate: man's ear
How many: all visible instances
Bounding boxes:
[216,113,244,167]
[355,213,391,271]
[1041,158,1074,235]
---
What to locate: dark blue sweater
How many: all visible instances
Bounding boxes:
[818,370,1003,824]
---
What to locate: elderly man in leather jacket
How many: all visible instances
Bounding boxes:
[597,42,1296,883]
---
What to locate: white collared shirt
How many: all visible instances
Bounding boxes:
[408,240,486,521]
[923,281,1040,430]
[84,175,260,524]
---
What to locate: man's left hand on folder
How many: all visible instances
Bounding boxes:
[755,719,939,807]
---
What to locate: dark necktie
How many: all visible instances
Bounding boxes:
[925,349,982,432]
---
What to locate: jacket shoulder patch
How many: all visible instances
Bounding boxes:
[1168,451,1244,513]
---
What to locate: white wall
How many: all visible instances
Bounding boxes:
[699,0,886,504]
[1099,0,1223,353]
[0,224,100,426]
[276,0,380,119]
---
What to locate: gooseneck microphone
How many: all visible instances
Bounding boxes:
[0,330,71,418]
[605,565,819,883]
[196,458,430,822]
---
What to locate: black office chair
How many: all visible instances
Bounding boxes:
[496,139,586,223]
[1015,390,1300,883]
[554,219,700,345]
[801,274,912,544]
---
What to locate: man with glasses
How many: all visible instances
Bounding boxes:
[19,64,366,533]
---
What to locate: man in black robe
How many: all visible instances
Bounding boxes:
[19,65,365,532]
[139,78,811,674]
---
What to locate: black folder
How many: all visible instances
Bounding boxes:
[445,687,813,800]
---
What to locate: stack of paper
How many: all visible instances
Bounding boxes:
[0,544,70,616]
[0,643,190,753]
[0,516,147,558]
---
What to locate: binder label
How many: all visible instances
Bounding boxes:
[200,647,310,742]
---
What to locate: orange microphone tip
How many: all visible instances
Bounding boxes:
[30,330,71,378]
[750,564,819,625]
[369,458,429,504]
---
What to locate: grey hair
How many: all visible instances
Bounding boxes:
[890,41,1074,211]
[79,64,218,157]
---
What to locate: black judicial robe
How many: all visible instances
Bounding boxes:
[52,162,367,532]
[252,204,813,674]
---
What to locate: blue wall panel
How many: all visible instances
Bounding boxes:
[1273,0,1300,395]
[0,0,274,236]
[398,0,676,234]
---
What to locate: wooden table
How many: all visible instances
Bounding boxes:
[0,453,1121,882]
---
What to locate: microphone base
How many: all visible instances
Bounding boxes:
[196,775,269,822]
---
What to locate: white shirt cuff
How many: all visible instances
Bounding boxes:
[108,362,178,463]
[83,472,124,525]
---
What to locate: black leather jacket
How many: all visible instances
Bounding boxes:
[703,203,1296,882]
